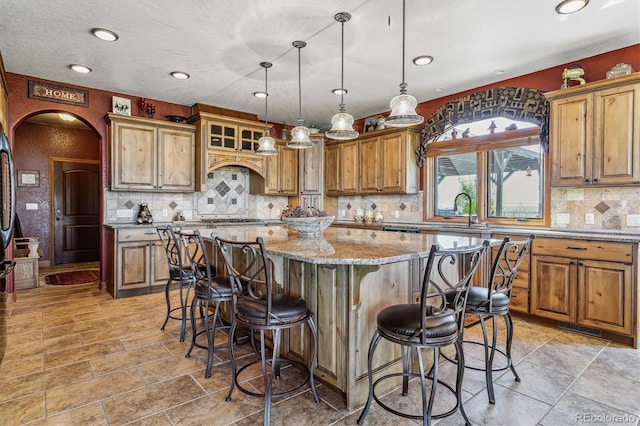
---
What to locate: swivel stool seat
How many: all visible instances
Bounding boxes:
[213,233,319,426]
[357,241,488,426]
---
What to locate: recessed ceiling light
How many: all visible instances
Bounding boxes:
[70,64,92,74]
[332,88,347,96]
[555,0,589,14]
[170,71,190,80]
[494,69,507,75]
[91,28,119,42]
[434,87,444,92]
[253,91,268,99]
[412,55,434,66]
[58,113,76,122]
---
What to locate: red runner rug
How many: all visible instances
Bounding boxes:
[44,270,99,286]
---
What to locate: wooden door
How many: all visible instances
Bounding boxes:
[549,94,592,186]
[324,143,340,195]
[380,132,406,193]
[53,161,100,264]
[530,255,576,322]
[340,140,359,195]
[359,137,380,193]
[113,121,157,190]
[158,128,194,191]
[592,83,640,185]
[577,259,632,334]
[279,145,299,195]
[299,137,323,194]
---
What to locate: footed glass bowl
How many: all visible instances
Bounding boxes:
[282,216,335,237]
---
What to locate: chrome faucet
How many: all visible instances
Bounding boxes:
[453,192,473,227]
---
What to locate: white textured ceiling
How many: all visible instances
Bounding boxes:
[1,0,638,130]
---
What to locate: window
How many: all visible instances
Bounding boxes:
[426,118,547,226]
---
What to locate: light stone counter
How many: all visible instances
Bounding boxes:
[196,225,490,265]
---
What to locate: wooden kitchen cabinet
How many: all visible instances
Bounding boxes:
[325,140,359,196]
[546,73,640,187]
[359,128,419,194]
[530,237,634,336]
[250,141,298,195]
[105,227,170,298]
[106,114,195,192]
[189,112,267,191]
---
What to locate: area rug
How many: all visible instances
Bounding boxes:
[44,270,99,286]
[464,313,480,329]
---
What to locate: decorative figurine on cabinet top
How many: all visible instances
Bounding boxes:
[561,64,586,88]
[136,203,153,224]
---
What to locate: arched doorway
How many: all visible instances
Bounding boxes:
[13,111,100,266]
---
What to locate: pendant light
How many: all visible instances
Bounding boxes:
[386,0,424,127]
[287,41,314,149]
[326,12,359,141]
[255,62,278,155]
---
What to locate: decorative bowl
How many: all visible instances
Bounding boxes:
[282,216,335,237]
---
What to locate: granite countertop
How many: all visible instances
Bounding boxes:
[333,220,640,243]
[193,225,491,266]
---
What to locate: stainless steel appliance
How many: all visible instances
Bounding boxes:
[0,131,16,367]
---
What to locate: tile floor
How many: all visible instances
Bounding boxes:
[1,269,640,425]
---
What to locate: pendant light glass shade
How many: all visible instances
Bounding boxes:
[386,0,423,127]
[255,62,278,156]
[326,12,359,141]
[287,41,313,149]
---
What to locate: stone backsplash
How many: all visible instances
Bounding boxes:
[550,187,640,231]
[330,192,423,223]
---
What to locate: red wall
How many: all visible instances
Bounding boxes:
[14,123,100,261]
[355,44,640,130]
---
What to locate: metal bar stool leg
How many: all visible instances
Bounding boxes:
[505,312,520,381]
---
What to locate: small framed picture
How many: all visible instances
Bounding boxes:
[18,170,40,187]
[364,116,378,132]
[112,96,131,116]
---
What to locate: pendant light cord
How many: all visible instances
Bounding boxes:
[297,45,303,125]
[264,65,269,132]
[339,19,345,112]
[400,0,407,94]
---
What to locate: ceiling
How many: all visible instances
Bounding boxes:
[1,0,638,130]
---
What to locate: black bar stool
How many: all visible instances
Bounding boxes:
[156,225,196,342]
[357,241,488,426]
[213,233,319,426]
[179,229,234,379]
[461,235,532,404]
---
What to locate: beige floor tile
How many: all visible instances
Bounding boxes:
[89,342,171,376]
[540,392,639,426]
[30,402,109,426]
[0,392,45,425]
[43,338,125,369]
[0,353,43,380]
[46,368,147,415]
[104,375,206,425]
[167,390,264,425]
[495,360,576,404]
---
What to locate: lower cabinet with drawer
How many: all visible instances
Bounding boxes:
[106,226,170,298]
[530,238,635,339]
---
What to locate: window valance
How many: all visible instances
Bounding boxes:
[417,87,549,167]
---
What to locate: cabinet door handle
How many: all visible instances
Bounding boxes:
[584,178,591,183]
[566,246,587,250]
[578,261,584,266]
[593,178,599,183]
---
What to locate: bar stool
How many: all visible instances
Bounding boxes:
[357,241,488,426]
[156,225,196,342]
[179,229,234,379]
[213,233,319,426]
[461,235,532,404]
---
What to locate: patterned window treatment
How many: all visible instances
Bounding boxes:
[416,87,549,167]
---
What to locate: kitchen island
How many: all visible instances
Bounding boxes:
[198,225,490,410]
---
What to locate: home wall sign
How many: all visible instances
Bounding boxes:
[28,80,88,107]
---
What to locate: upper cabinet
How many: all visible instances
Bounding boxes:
[325,127,419,196]
[250,141,299,196]
[325,139,359,196]
[546,72,640,187]
[106,114,195,192]
[188,111,267,191]
[0,53,8,133]
[299,135,324,195]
